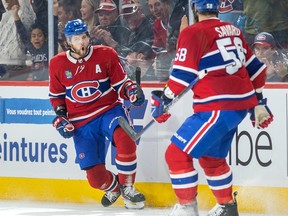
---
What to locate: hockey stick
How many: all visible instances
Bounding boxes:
[118,70,208,141]
[135,66,141,95]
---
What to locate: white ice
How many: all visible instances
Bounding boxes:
[0,200,285,216]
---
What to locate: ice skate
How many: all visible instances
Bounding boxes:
[101,190,121,207]
[101,174,121,207]
[120,185,145,209]
[168,200,199,216]
[207,192,239,216]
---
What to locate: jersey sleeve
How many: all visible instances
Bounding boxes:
[167,26,204,95]
[242,38,266,92]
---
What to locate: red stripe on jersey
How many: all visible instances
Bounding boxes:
[184,110,220,154]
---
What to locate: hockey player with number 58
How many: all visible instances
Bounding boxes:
[150,0,274,216]
[49,19,145,209]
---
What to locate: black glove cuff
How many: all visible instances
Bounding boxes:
[162,94,173,105]
[151,90,164,98]
[256,92,263,101]
[55,105,67,116]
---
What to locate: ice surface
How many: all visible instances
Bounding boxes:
[0,200,285,216]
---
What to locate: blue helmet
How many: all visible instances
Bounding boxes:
[191,0,220,13]
[64,19,88,37]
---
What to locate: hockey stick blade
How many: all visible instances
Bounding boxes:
[119,70,208,141]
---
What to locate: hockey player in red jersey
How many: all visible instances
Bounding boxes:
[150,0,273,216]
[49,19,145,209]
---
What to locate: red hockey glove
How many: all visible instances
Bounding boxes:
[125,83,145,106]
[151,90,171,123]
[53,116,75,138]
[250,98,273,129]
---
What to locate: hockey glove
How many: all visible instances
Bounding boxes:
[125,83,145,106]
[53,116,75,138]
[151,90,171,123]
[250,98,274,129]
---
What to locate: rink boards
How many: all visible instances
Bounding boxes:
[0,82,287,214]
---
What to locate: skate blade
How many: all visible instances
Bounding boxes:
[124,200,145,209]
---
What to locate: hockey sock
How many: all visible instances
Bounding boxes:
[199,156,233,204]
[113,126,137,186]
[86,164,119,192]
[165,143,198,204]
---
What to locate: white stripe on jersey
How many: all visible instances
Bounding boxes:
[250,64,266,81]
[169,75,190,87]
[49,91,66,97]
[193,90,255,104]
[69,104,111,121]
[194,90,255,103]
[173,65,198,75]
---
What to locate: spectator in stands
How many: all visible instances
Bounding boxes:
[91,0,130,52]
[57,0,81,24]
[0,0,35,80]
[120,0,154,79]
[56,0,82,52]
[12,4,49,80]
[140,0,155,24]
[80,0,99,33]
[148,0,169,52]
[243,0,288,49]
[148,0,171,81]
[253,32,288,82]
[30,0,59,56]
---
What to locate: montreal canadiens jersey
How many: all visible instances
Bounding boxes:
[152,19,167,50]
[168,17,266,112]
[49,46,129,128]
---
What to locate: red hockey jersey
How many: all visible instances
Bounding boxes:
[167,18,266,112]
[153,19,167,50]
[49,46,129,128]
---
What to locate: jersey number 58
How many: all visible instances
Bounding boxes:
[216,37,246,75]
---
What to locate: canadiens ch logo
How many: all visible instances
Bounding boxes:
[71,80,102,103]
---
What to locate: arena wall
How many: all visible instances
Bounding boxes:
[0,82,287,214]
